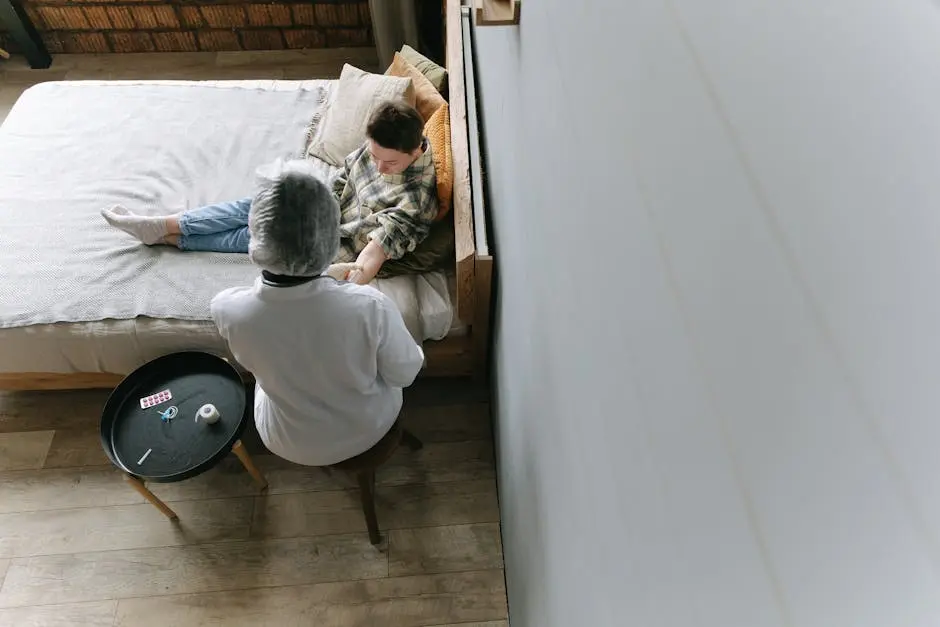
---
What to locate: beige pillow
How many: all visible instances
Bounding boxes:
[308,64,416,166]
[400,44,447,94]
[385,52,446,123]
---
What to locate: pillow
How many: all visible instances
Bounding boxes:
[307,64,416,166]
[377,212,455,278]
[424,102,454,221]
[385,52,446,123]
[400,44,448,94]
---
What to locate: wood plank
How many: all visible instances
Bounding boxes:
[0,601,118,627]
[400,403,493,443]
[474,0,520,26]
[0,389,108,433]
[0,431,54,470]
[472,255,494,379]
[462,12,490,261]
[0,534,388,607]
[0,441,493,515]
[380,440,495,487]
[0,372,123,391]
[252,480,500,540]
[379,480,499,529]
[282,63,378,80]
[42,428,110,468]
[0,461,270,514]
[388,523,503,576]
[422,336,475,378]
[404,377,490,406]
[113,570,507,627]
[141,441,495,503]
[216,47,377,68]
[0,558,8,587]
[0,70,70,87]
[0,497,254,558]
[251,488,376,538]
[148,454,310,501]
[0,467,133,514]
[447,0,476,325]
[60,50,216,72]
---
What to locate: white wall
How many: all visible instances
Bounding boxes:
[473,1,940,626]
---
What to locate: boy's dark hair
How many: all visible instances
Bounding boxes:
[366,102,424,153]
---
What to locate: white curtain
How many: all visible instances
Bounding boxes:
[369,0,420,68]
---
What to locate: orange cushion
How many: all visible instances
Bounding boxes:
[386,52,446,123]
[424,102,453,221]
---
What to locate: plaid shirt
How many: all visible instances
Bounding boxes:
[331,139,438,262]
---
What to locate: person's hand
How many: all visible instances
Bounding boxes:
[349,239,388,285]
[345,266,367,284]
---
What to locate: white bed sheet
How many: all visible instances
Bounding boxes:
[0,79,463,375]
[0,273,464,375]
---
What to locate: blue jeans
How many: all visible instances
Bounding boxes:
[177,198,251,253]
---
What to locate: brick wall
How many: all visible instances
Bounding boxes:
[0,0,371,54]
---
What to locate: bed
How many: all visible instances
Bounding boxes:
[0,0,491,390]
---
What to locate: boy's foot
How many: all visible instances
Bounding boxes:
[101,205,169,245]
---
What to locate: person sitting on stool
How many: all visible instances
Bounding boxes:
[210,159,425,466]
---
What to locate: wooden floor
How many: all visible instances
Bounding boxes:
[0,379,506,626]
[0,50,506,625]
[0,48,379,124]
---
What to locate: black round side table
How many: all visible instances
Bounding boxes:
[99,351,267,520]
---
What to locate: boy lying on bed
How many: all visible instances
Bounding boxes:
[101,101,436,286]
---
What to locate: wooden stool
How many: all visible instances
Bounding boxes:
[330,420,423,545]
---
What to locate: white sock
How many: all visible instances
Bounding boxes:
[101,205,169,245]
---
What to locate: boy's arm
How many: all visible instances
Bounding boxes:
[347,191,436,285]
[346,239,388,285]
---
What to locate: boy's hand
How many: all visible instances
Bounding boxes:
[350,239,389,285]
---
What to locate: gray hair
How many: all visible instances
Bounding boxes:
[248,159,339,277]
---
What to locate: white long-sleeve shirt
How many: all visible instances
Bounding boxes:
[210,276,425,466]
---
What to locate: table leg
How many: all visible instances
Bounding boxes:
[125,475,179,520]
[232,439,268,491]
[0,0,51,69]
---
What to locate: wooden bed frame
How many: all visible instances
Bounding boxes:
[0,0,493,391]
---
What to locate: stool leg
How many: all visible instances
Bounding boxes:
[125,475,178,520]
[357,470,381,545]
[232,439,268,491]
[401,429,423,452]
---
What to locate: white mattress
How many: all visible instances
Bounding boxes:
[0,79,463,375]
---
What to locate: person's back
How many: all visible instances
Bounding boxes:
[213,277,422,466]
[211,160,423,467]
